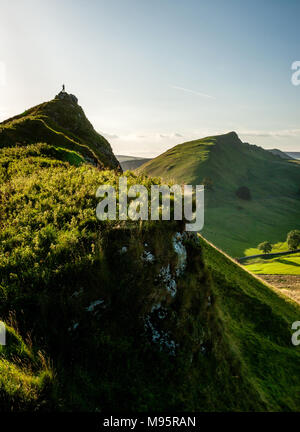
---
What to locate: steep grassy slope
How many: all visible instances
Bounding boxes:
[0,141,300,411]
[140,132,300,256]
[0,92,121,171]
[199,235,300,410]
[0,320,55,411]
[288,152,300,160]
[268,149,293,159]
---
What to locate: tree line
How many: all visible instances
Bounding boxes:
[258,230,300,254]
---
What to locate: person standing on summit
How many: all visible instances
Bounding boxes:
[62,84,65,92]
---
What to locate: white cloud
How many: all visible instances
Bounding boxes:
[240,129,300,138]
[159,132,184,139]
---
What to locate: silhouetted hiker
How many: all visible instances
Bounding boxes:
[62,84,65,92]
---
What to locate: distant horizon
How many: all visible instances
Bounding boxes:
[1,91,299,159]
[115,149,300,158]
[113,133,300,159]
[1,0,300,157]
[1,89,299,159]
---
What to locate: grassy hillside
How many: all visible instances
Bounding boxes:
[1,100,300,412]
[268,149,293,159]
[245,241,289,256]
[287,152,300,160]
[0,321,55,411]
[0,92,121,171]
[243,241,300,275]
[198,235,300,410]
[0,139,300,411]
[140,132,300,256]
[244,253,300,275]
[116,155,152,171]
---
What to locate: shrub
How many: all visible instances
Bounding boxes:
[287,230,300,250]
[236,186,251,200]
[202,177,213,190]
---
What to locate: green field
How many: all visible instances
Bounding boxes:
[243,241,300,275]
[140,132,300,257]
[244,253,300,275]
[244,241,289,256]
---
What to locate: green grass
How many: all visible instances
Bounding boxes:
[0,139,299,410]
[140,132,300,257]
[243,241,300,275]
[244,253,300,274]
[1,114,300,410]
[198,234,300,410]
[0,142,181,411]
[0,321,56,411]
[245,241,289,256]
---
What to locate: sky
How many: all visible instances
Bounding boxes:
[0,0,300,157]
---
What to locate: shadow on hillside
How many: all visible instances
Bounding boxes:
[277,258,300,267]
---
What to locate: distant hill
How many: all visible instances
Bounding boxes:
[140,132,300,256]
[116,154,152,170]
[0,91,121,170]
[287,152,300,160]
[268,149,293,159]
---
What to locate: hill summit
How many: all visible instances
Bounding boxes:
[139,131,300,255]
[0,91,121,170]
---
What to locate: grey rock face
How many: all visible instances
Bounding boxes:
[55,91,78,105]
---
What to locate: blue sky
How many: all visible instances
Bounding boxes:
[0,0,300,156]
